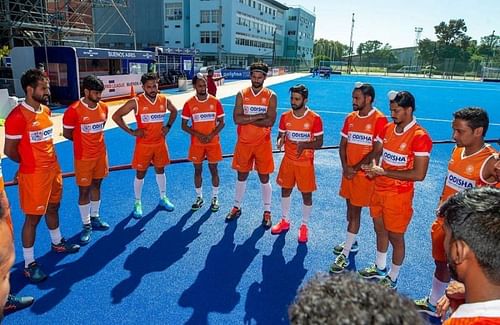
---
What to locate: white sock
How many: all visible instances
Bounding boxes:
[212,186,219,198]
[281,196,291,221]
[195,187,202,198]
[49,227,62,245]
[388,263,402,281]
[234,180,247,208]
[156,173,166,198]
[261,182,272,211]
[134,177,144,201]
[23,246,35,268]
[90,200,101,217]
[376,251,387,270]
[78,203,91,225]
[429,276,449,306]
[341,232,357,256]
[301,204,312,225]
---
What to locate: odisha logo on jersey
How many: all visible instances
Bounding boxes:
[287,131,310,141]
[141,113,165,123]
[348,132,372,145]
[29,127,53,142]
[81,122,105,133]
[383,150,407,166]
[193,112,216,122]
[447,174,474,189]
[244,105,267,115]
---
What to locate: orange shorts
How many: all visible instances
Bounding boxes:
[18,166,63,215]
[339,172,375,207]
[370,189,414,234]
[277,156,316,192]
[132,142,170,171]
[232,140,274,174]
[431,216,446,262]
[189,143,223,164]
[75,153,109,187]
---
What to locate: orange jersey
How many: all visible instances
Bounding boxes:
[5,102,58,173]
[278,108,323,163]
[63,99,108,160]
[134,93,168,145]
[237,87,274,145]
[181,95,224,145]
[440,145,497,205]
[341,108,388,166]
[375,119,433,192]
[0,161,3,191]
[444,300,500,325]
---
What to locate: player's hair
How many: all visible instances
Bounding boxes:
[192,73,206,86]
[439,187,500,285]
[289,84,308,99]
[207,68,214,74]
[82,75,104,92]
[140,72,159,85]
[390,91,415,112]
[250,62,269,75]
[354,82,375,103]
[289,272,423,325]
[20,68,48,92]
[453,107,489,136]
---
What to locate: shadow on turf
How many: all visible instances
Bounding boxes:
[244,233,308,324]
[111,208,212,303]
[178,221,265,325]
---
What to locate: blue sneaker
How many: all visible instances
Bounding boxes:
[90,216,110,230]
[379,275,398,289]
[3,294,35,315]
[358,263,388,279]
[133,201,143,219]
[24,261,47,283]
[160,196,175,211]
[80,224,92,245]
[414,297,438,317]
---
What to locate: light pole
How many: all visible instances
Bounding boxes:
[347,13,355,74]
[414,27,423,70]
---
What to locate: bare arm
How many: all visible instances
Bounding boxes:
[233,92,267,125]
[4,139,20,163]
[339,137,355,179]
[276,131,286,150]
[296,134,323,157]
[251,93,277,128]
[112,99,139,136]
[364,155,430,182]
[208,116,225,139]
[162,99,178,135]
[482,155,499,184]
[63,128,74,141]
[356,141,383,171]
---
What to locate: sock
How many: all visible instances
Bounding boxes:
[261,182,272,211]
[195,187,202,198]
[341,232,357,256]
[78,203,91,225]
[134,177,144,201]
[90,200,101,217]
[212,186,219,198]
[388,263,402,281]
[429,276,449,306]
[281,196,291,222]
[156,173,166,198]
[233,180,247,208]
[23,246,35,268]
[301,204,312,225]
[375,251,387,270]
[49,227,62,245]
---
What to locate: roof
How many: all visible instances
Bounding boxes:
[263,0,289,10]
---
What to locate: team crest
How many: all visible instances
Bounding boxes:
[465,165,474,174]
[244,97,250,102]
[193,106,199,112]
[261,98,267,104]
[365,124,372,131]
[303,122,310,129]
[83,116,90,122]
[143,106,149,111]
[160,105,165,110]
[399,143,407,150]
[209,105,214,110]
[349,123,354,129]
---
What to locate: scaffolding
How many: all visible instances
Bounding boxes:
[0,0,131,48]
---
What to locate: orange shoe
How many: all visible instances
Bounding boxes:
[298,224,308,243]
[271,218,290,234]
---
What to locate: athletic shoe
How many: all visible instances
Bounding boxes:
[80,224,92,245]
[414,297,438,317]
[225,207,241,222]
[379,275,398,289]
[133,201,143,219]
[298,224,308,243]
[329,253,350,273]
[262,211,272,229]
[160,196,175,211]
[3,294,35,315]
[358,264,388,279]
[271,218,290,234]
[191,196,204,211]
[333,240,359,255]
[210,197,219,212]
[24,262,47,283]
[90,216,110,230]
[51,238,80,254]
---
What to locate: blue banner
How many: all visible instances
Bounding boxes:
[75,48,154,60]
[221,69,250,79]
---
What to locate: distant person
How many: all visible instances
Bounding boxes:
[415,107,498,316]
[63,75,110,245]
[112,72,178,218]
[437,187,500,324]
[330,82,388,273]
[181,73,225,212]
[271,84,323,243]
[289,272,424,325]
[358,91,432,289]
[206,68,224,97]
[225,62,277,228]
[4,68,80,283]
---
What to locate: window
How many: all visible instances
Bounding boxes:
[200,10,210,23]
[211,31,220,44]
[200,31,210,43]
[288,16,296,21]
[165,2,182,20]
[211,9,220,23]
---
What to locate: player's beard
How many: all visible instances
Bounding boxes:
[145,90,157,100]
[33,93,49,105]
[251,81,263,89]
[197,90,207,97]
[291,102,304,111]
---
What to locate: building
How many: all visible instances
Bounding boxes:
[283,6,316,69]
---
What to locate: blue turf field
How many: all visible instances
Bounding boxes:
[3,74,500,324]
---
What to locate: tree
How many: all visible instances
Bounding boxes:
[313,39,348,62]
[417,38,437,65]
[434,19,472,61]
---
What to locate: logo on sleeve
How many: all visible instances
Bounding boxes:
[445,170,475,191]
[29,127,53,143]
[382,148,408,167]
[81,121,105,133]
[141,112,166,123]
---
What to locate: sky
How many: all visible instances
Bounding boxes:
[283,0,499,49]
